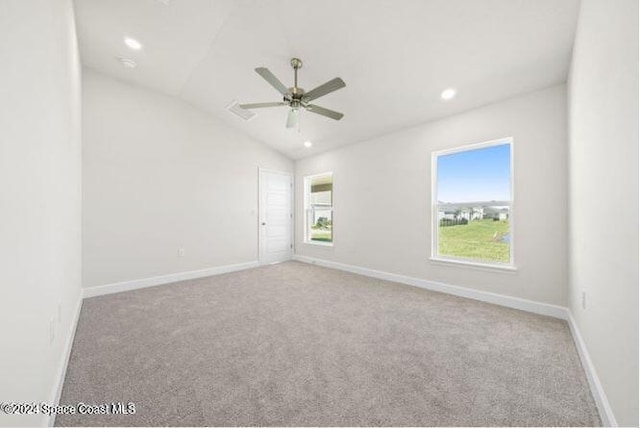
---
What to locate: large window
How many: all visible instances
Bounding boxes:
[304,172,333,245]
[432,139,513,267]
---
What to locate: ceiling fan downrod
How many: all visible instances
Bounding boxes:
[291,57,302,91]
[289,57,305,110]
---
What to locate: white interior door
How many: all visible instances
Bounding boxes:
[259,169,292,264]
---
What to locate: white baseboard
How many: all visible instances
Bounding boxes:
[292,255,619,425]
[82,260,260,298]
[46,260,260,426]
[567,313,618,427]
[47,292,83,427]
[53,256,616,427]
[292,255,568,319]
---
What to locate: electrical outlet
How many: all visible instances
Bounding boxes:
[581,290,587,310]
[177,247,185,257]
[49,317,56,344]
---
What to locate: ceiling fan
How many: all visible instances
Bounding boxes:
[239,58,346,129]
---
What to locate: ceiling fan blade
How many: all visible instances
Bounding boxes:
[286,109,299,129]
[306,104,344,121]
[255,67,288,96]
[303,77,346,102]
[239,102,285,109]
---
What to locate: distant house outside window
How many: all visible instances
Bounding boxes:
[304,172,333,245]
[432,138,514,267]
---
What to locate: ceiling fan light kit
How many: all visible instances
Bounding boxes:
[239,58,346,129]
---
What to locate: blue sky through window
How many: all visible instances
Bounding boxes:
[437,142,511,203]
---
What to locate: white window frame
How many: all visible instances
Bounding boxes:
[430,137,516,271]
[303,171,334,247]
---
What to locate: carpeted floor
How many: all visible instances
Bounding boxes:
[56,261,600,427]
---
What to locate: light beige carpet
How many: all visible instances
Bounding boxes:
[56,261,600,426]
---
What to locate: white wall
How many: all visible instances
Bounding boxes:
[0,0,82,426]
[568,0,638,425]
[296,85,568,306]
[82,70,293,288]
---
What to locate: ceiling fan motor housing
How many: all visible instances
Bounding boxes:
[286,88,306,109]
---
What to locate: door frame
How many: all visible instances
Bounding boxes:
[258,167,294,265]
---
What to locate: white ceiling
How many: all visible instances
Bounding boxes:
[74,0,580,159]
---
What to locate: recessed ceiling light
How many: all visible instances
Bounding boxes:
[441,88,457,100]
[118,57,137,69]
[124,37,142,50]
[304,141,313,148]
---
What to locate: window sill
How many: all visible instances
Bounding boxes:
[304,241,334,247]
[429,257,517,273]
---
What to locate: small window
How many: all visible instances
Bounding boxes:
[304,172,333,245]
[432,139,513,267]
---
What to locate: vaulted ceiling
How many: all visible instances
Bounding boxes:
[74,0,580,159]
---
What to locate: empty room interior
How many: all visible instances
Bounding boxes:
[1,0,638,427]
